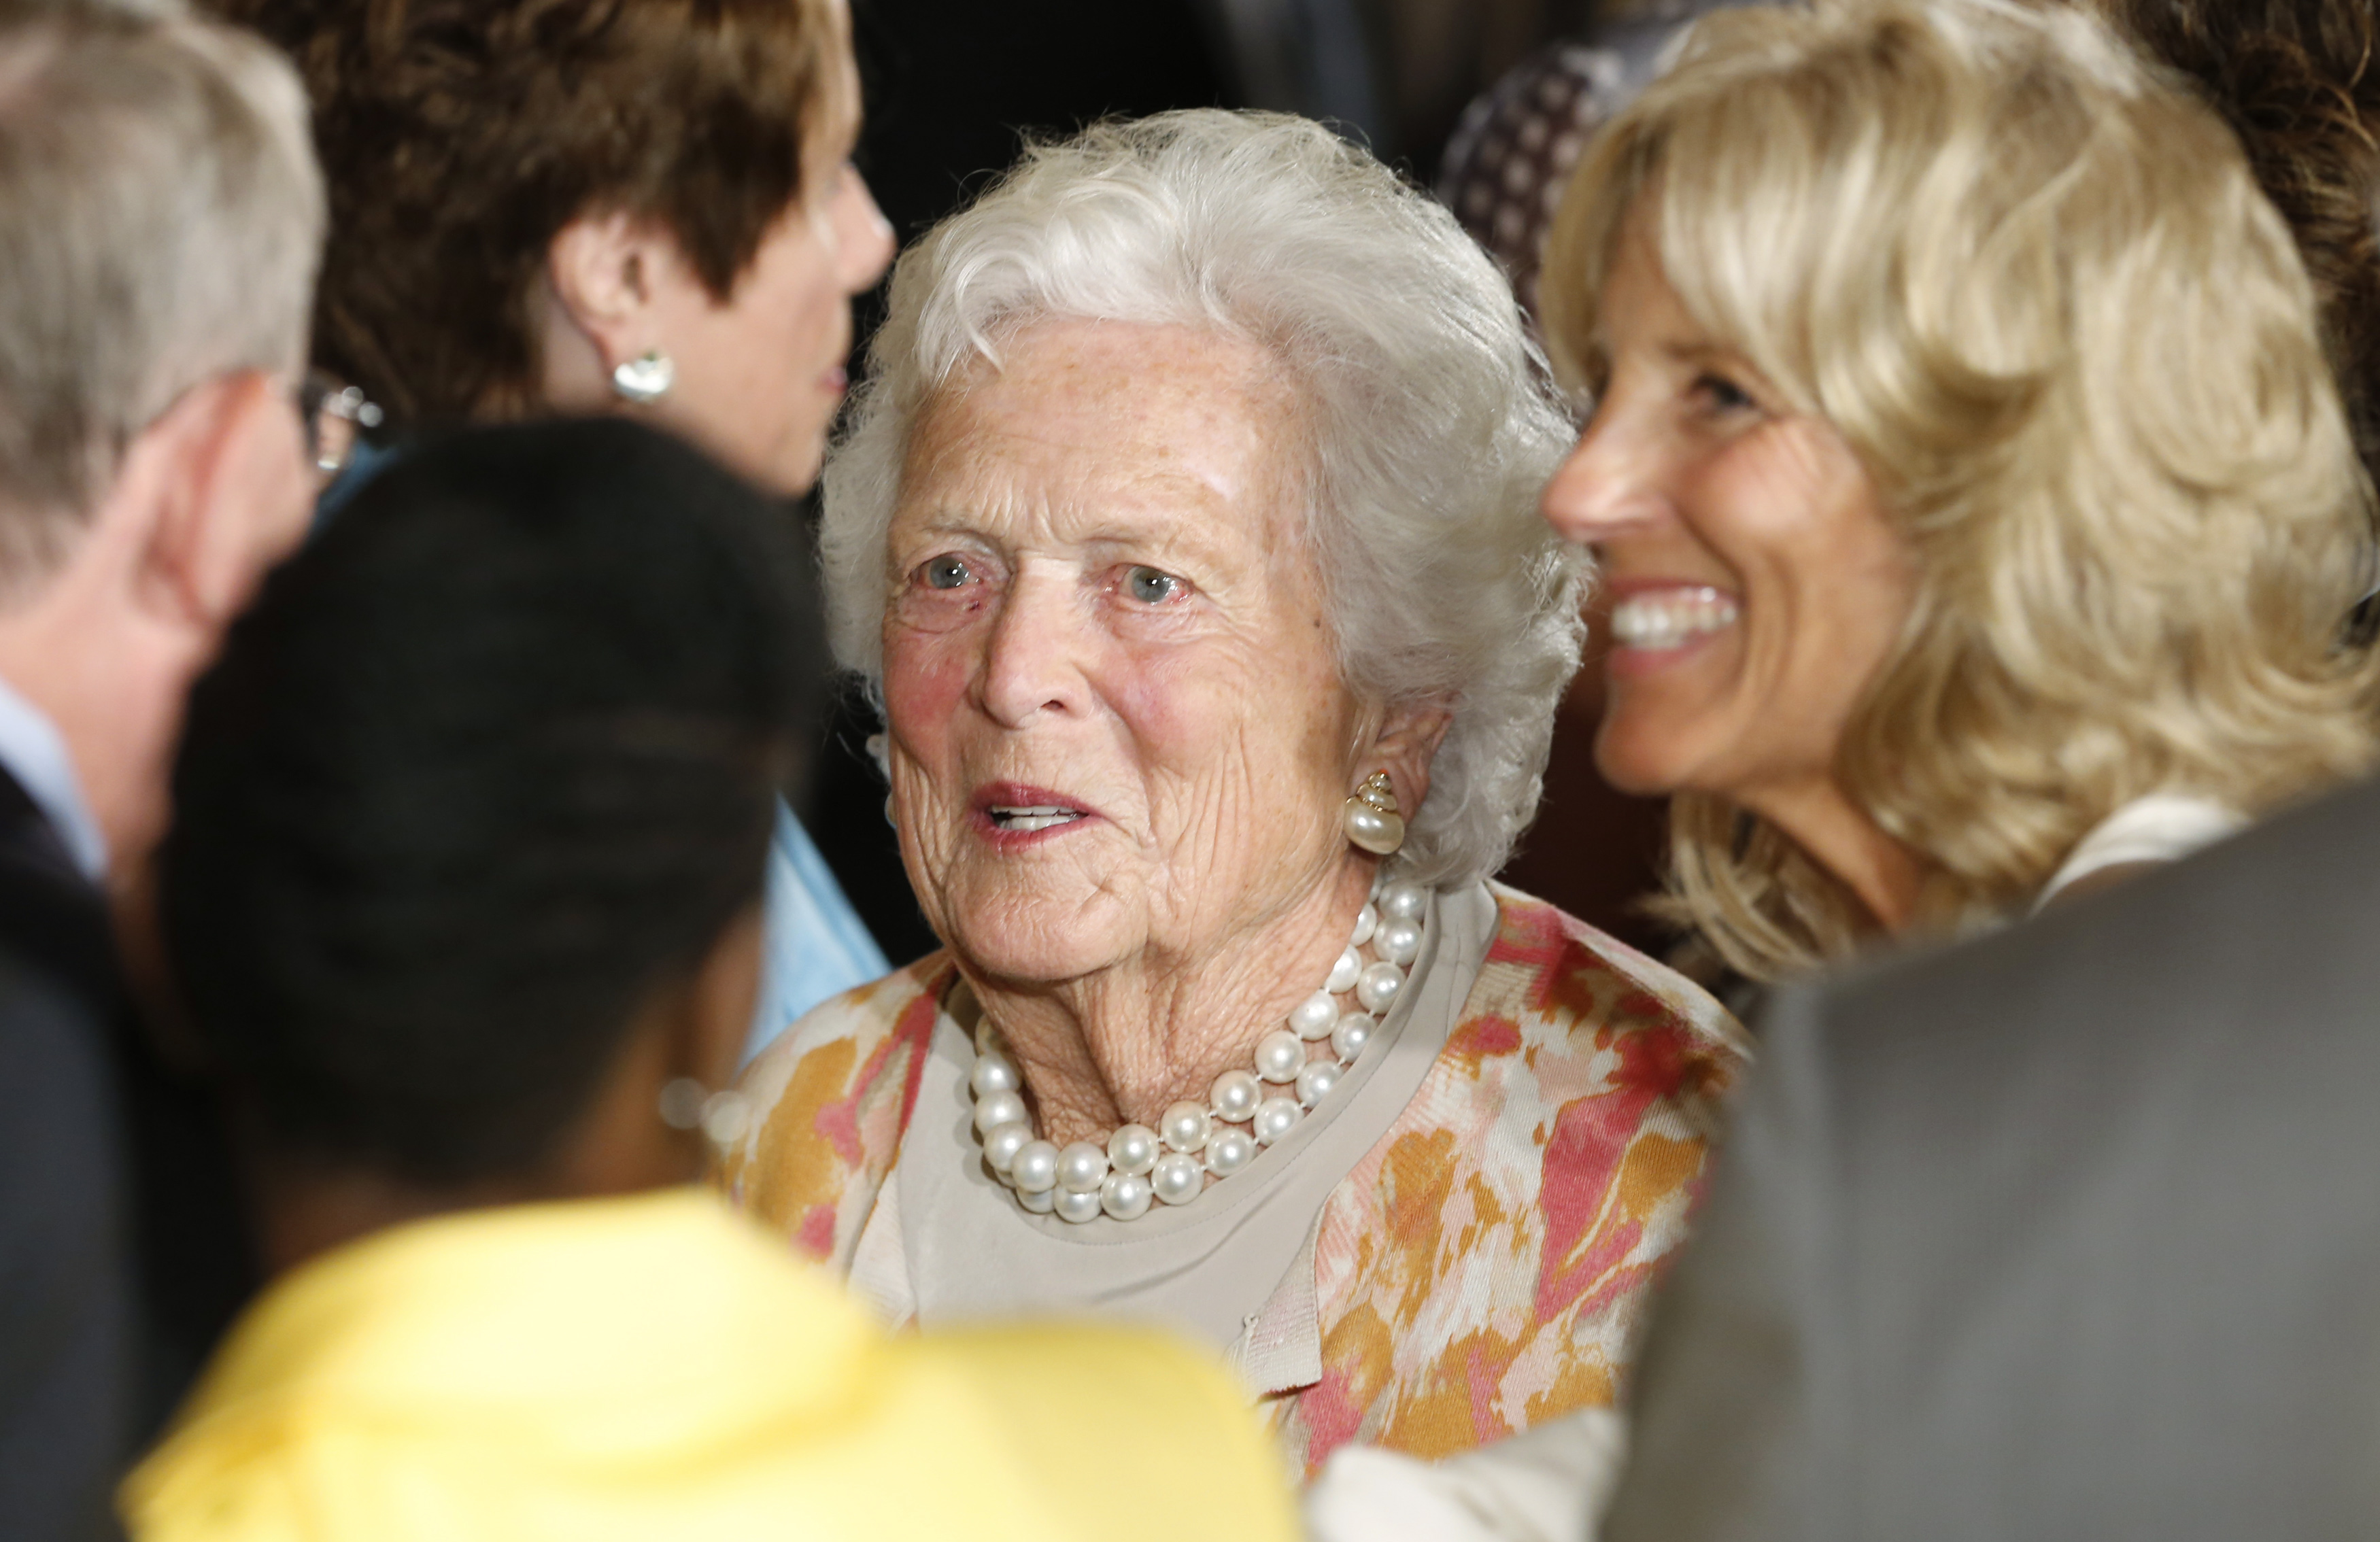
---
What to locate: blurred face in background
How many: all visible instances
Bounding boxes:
[632,14,895,494]
[1538,219,1916,825]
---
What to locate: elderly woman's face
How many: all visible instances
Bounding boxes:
[1540,225,1916,812]
[879,321,1365,983]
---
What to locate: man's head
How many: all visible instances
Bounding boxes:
[0,0,325,872]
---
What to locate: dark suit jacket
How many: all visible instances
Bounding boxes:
[0,954,134,1541]
[1603,774,2380,1542]
[0,770,252,1540]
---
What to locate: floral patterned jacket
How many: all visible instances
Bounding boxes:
[719,884,1748,1475]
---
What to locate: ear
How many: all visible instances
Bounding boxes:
[664,908,766,1095]
[1359,696,1455,820]
[549,907,767,1195]
[135,370,311,634]
[545,209,679,377]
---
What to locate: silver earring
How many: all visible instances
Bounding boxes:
[1342,771,1405,855]
[611,349,675,405]
[658,1076,752,1147]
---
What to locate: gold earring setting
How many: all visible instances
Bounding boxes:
[1342,771,1405,855]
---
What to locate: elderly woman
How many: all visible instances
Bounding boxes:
[725,109,1746,1473]
[1532,0,2379,982]
[218,0,897,1049]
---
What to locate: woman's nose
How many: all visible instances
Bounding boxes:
[836,169,896,295]
[1540,405,1670,547]
[977,574,1090,729]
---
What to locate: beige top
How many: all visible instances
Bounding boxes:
[848,883,1500,1380]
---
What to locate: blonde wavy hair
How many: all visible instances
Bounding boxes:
[1540,0,2380,979]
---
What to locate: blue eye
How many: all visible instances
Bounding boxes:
[1125,566,1181,604]
[923,555,971,590]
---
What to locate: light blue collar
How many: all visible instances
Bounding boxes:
[0,670,105,881]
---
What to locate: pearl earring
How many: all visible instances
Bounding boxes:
[658,1076,751,1146]
[611,349,675,405]
[1342,771,1405,855]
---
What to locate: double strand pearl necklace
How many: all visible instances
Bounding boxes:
[966,878,1431,1224]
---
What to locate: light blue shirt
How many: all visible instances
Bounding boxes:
[0,670,105,880]
[745,800,891,1065]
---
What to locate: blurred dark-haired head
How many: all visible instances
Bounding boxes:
[162,418,816,1186]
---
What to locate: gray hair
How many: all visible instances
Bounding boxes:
[821,109,1584,887]
[0,0,324,594]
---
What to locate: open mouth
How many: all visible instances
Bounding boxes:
[986,804,1087,834]
[972,782,1098,840]
[1610,586,1740,651]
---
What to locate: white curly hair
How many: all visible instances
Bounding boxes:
[820,108,1584,887]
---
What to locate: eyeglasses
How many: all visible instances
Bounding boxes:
[296,369,384,478]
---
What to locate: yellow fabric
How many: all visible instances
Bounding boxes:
[122,1189,1298,1542]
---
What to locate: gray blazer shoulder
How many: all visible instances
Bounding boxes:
[1605,774,2380,1542]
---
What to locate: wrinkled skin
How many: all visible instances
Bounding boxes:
[881,320,1448,1140]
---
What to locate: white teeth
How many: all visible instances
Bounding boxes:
[990,805,1085,833]
[1610,587,1740,651]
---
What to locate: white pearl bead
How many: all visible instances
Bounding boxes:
[1331,1012,1373,1061]
[1107,1123,1160,1177]
[983,1121,1033,1178]
[1159,1101,1212,1153]
[1350,903,1378,948]
[1289,990,1338,1040]
[1253,1095,1302,1144]
[1210,1069,1263,1124]
[1378,881,1427,921]
[1056,1140,1108,1193]
[1254,1028,1305,1083]
[1009,1139,1060,1194]
[1018,1182,1058,1213]
[1326,948,1360,995]
[1055,1186,1103,1224]
[1100,1170,1155,1220]
[1343,802,1404,855]
[1377,917,1422,967]
[1151,1150,1206,1205]
[972,1088,1027,1136]
[968,1052,1020,1098]
[1295,1059,1340,1108]
[700,1091,751,1146]
[1356,961,1405,1014]
[1204,1127,1258,1176]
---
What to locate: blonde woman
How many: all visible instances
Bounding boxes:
[1533,0,2379,982]
[1305,5,2380,1537]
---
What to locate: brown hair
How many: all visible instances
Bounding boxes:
[214,0,840,427]
[2105,0,2380,482]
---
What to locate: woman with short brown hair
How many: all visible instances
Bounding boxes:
[224,0,889,490]
[226,0,900,1044]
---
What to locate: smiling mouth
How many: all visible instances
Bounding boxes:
[1610,587,1741,651]
[987,804,1087,834]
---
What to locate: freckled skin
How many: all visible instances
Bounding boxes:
[1537,217,1926,927]
[881,320,1449,1142]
